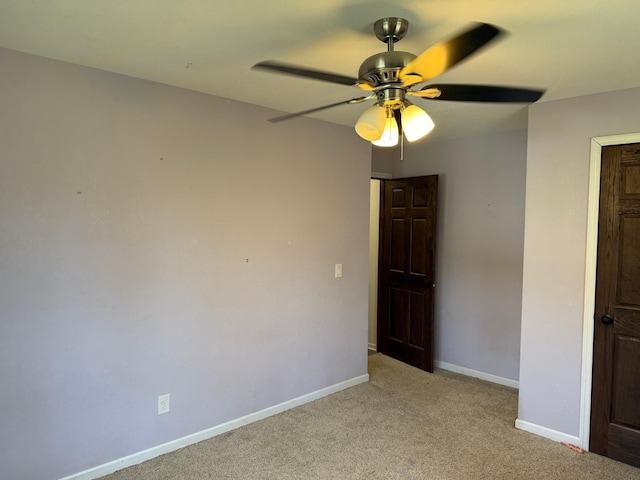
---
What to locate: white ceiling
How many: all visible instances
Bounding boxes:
[1,0,639,142]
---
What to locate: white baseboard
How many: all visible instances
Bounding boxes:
[368,343,377,352]
[435,360,519,389]
[515,419,582,448]
[59,374,369,480]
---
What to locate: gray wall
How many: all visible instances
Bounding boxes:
[374,130,528,381]
[519,87,640,437]
[0,48,371,480]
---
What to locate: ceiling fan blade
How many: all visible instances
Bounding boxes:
[268,95,374,123]
[253,61,359,87]
[411,84,545,103]
[400,23,502,84]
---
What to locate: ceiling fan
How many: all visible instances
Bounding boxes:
[253,17,545,147]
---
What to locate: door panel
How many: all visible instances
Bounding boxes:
[591,144,640,467]
[389,286,407,341]
[390,218,406,272]
[609,425,640,467]
[618,216,640,304]
[378,176,438,372]
[612,336,640,427]
[411,218,428,276]
[409,289,426,348]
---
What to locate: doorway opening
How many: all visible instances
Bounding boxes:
[368,179,382,354]
[580,132,640,453]
[368,176,438,372]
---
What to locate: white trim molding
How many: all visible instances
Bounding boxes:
[515,419,581,446]
[59,374,369,480]
[580,132,640,452]
[435,360,519,389]
[371,172,393,180]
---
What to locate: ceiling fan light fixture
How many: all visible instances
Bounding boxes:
[255,19,545,148]
[402,104,434,142]
[372,109,399,147]
[355,105,386,141]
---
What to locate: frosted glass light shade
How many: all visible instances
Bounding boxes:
[402,105,435,142]
[355,105,386,141]
[372,116,399,147]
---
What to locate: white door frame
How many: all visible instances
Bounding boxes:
[580,132,640,449]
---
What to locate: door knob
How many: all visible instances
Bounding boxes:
[601,314,614,326]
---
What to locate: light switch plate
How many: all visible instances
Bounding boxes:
[335,263,343,278]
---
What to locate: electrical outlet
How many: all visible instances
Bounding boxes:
[158,394,170,415]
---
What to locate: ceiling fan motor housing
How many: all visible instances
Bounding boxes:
[358,51,416,87]
[359,51,416,108]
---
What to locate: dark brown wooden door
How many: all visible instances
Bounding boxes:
[377,176,438,372]
[590,144,640,467]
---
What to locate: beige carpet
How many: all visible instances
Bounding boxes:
[101,353,640,479]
